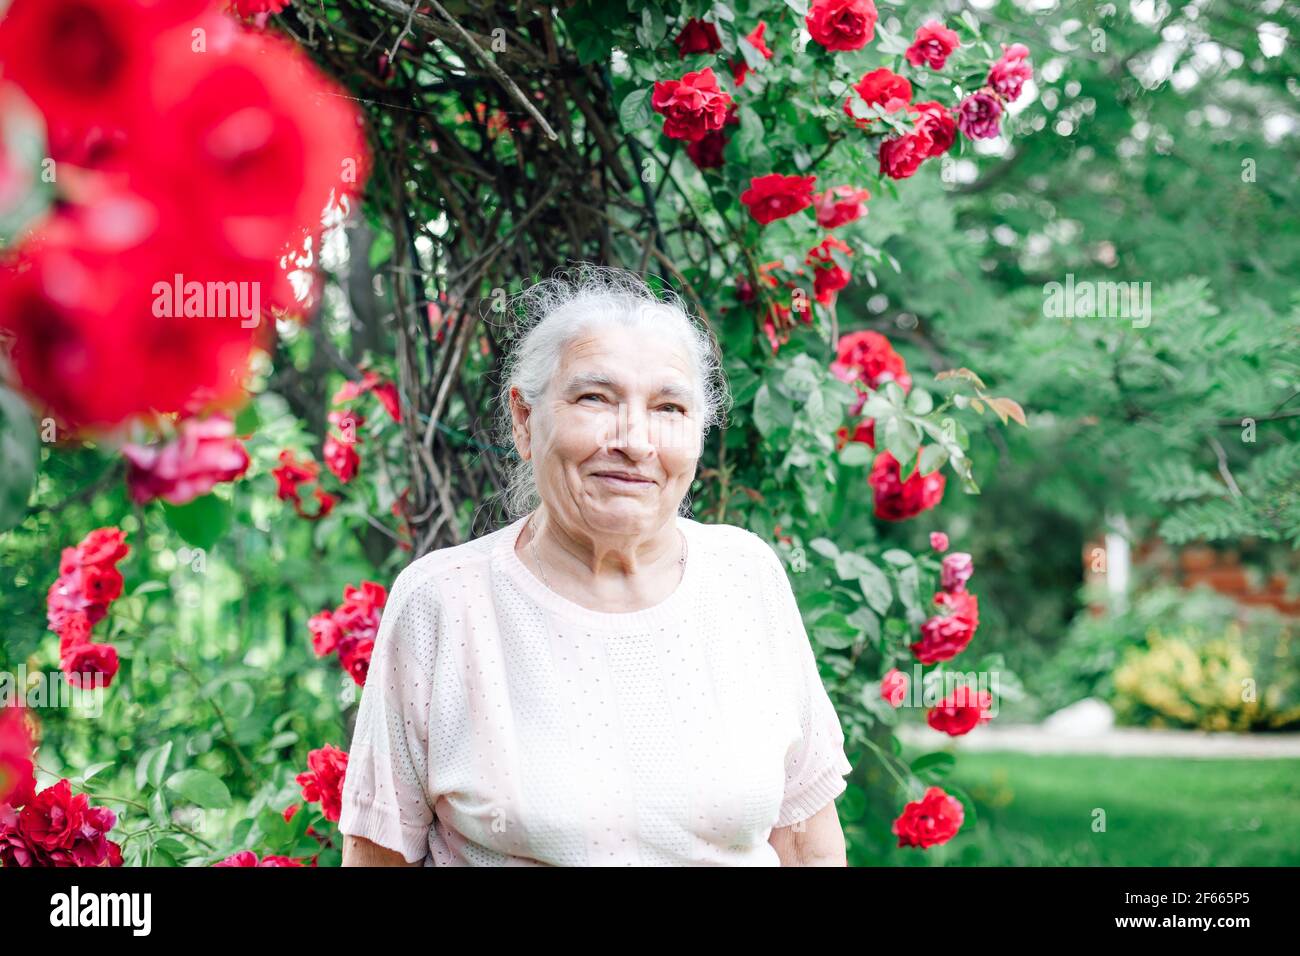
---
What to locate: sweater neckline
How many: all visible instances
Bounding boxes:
[494,511,699,629]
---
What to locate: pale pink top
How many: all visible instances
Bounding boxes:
[337,512,853,866]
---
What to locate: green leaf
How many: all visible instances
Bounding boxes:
[881,416,920,467]
[910,751,956,778]
[857,561,892,615]
[162,494,232,550]
[784,0,809,16]
[906,388,934,415]
[0,387,38,533]
[753,382,794,436]
[149,789,169,827]
[839,442,873,466]
[136,741,173,792]
[809,537,840,560]
[619,88,654,132]
[166,769,233,810]
[81,761,116,784]
[218,681,255,722]
[918,443,949,476]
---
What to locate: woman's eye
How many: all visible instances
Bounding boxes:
[659,404,685,414]
[579,393,604,402]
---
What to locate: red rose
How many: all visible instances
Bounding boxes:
[651,67,733,143]
[78,564,124,606]
[60,641,120,689]
[830,330,912,416]
[340,639,373,687]
[0,0,222,131]
[131,28,370,267]
[909,101,957,156]
[806,0,878,52]
[307,611,341,657]
[272,450,318,501]
[123,414,251,505]
[0,705,37,809]
[296,743,349,823]
[842,68,911,129]
[731,22,774,86]
[257,854,305,866]
[879,128,935,180]
[988,42,1033,102]
[814,185,870,229]
[0,211,265,428]
[911,597,978,664]
[927,687,993,736]
[892,786,964,849]
[905,20,961,70]
[935,588,980,629]
[881,668,908,707]
[806,236,853,304]
[18,778,86,853]
[869,450,946,522]
[333,371,402,423]
[0,804,40,866]
[672,18,721,57]
[740,173,817,225]
[56,616,93,662]
[323,434,361,484]
[213,850,258,866]
[74,528,129,567]
[685,103,739,170]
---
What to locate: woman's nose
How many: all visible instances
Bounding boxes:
[611,402,655,456]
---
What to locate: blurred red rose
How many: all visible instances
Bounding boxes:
[909,101,957,156]
[806,0,878,52]
[814,185,870,229]
[740,173,817,225]
[879,129,934,180]
[842,68,911,129]
[672,18,721,57]
[905,20,960,70]
[892,786,964,849]
[927,687,994,736]
[869,450,946,522]
[651,67,733,143]
[296,744,348,823]
[123,414,250,505]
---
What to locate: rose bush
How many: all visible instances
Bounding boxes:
[0,0,1042,865]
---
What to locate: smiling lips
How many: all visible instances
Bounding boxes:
[592,471,656,485]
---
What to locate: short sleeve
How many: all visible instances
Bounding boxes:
[754,536,854,829]
[337,565,442,863]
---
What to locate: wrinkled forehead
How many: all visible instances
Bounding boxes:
[552,310,698,390]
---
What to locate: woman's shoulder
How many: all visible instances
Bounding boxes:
[386,520,516,610]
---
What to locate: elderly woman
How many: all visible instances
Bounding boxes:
[337,265,853,866]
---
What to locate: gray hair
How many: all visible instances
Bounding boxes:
[491,263,731,520]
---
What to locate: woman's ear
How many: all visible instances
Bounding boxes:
[509,386,533,461]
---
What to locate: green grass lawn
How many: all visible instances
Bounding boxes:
[882,750,1300,866]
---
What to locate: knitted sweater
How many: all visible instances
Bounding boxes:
[337,512,853,865]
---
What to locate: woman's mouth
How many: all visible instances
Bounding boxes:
[592,472,655,488]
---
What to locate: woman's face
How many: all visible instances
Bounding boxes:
[512,322,702,539]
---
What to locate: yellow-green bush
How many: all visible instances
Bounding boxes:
[1111,624,1300,731]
